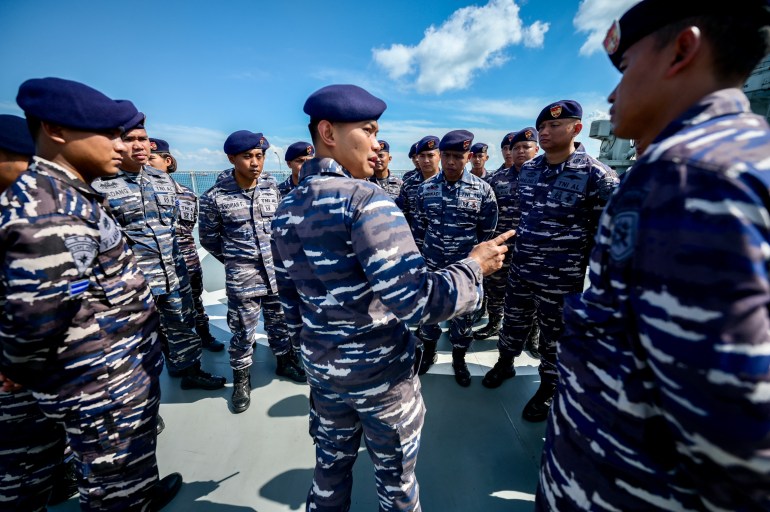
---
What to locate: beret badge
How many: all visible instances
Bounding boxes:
[550,105,562,119]
[604,20,621,55]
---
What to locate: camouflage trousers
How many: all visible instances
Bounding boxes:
[155,282,203,373]
[498,272,579,384]
[189,270,210,332]
[0,390,65,512]
[482,250,512,317]
[227,293,292,370]
[418,312,475,350]
[307,376,425,512]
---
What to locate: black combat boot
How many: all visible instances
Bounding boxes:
[417,341,437,375]
[180,363,226,390]
[482,355,516,388]
[148,472,183,511]
[156,414,165,436]
[276,352,306,383]
[196,323,225,352]
[522,381,557,422]
[473,313,502,340]
[452,348,471,387]
[524,320,541,359]
[231,367,251,413]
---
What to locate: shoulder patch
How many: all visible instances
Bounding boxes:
[64,236,98,275]
[610,211,638,262]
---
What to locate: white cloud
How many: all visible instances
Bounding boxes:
[372,0,549,94]
[573,0,640,56]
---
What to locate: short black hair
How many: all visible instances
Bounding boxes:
[654,15,770,82]
[308,118,321,146]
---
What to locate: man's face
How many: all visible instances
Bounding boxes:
[63,127,128,182]
[411,155,419,169]
[375,150,391,175]
[228,148,265,183]
[331,120,380,179]
[501,145,515,167]
[470,152,488,172]
[417,150,440,175]
[148,152,172,172]
[512,141,538,169]
[537,119,581,154]
[120,128,150,171]
[440,150,469,181]
[609,33,662,142]
[287,155,312,176]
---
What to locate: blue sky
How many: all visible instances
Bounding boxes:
[0,0,639,173]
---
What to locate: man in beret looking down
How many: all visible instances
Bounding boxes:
[1,77,181,511]
[278,141,314,196]
[199,130,306,414]
[271,84,513,512]
[537,1,770,509]
[368,139,403,200]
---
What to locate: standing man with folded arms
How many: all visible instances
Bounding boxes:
[271,84,513,512]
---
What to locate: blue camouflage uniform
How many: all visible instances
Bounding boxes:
[272,157,485,512]
[0,158,163,511]
[199,169,292,369]
[499,142,618,383]
[367,172,403,200]
[92,166,202,374]
[538,89,770,511]
[416,169,498,349]
[171,179,213,337]
[396,171,429,249]
[277,175,297,196]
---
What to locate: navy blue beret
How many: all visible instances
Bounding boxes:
[500,132,516,148]
[416,135,440,154]
[470,143,488,154]
[439,130,474,152]
[124,111,145,132]
[16,77,138,132]
[511,127,538,145]
[377,140,390,153]
[150,138,170,153]
[605,0,770,71]
[0,114,34,156]
[408,142,418,159]
[303,84,387,122]
[285,141,314,161]
[536,100,582,130]
[224,131,270,155]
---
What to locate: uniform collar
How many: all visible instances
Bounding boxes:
[653,88,752,144]
[299,157,350,181]
[31,156,103,199]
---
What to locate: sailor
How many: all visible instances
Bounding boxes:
[395,135,440,251]
[414,130,498,384]
[498,131,516,171]
[538,2,770,510]
[1,77,181,511]
[469,142,491,180]
[271,83,513,512]
[92,117,226,391]
[474,128,539,344]
[482,100,619,422]
[277,141,314,196]
[367,139,402,199]
[148,138,224,352]
[198,131,306,414]
[0,113,73,511]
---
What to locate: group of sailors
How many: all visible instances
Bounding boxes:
[3,0,770,511]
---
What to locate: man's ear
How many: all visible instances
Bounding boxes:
[227,154,236,165]
[40,121,66,145]
[572,121,583,137]
[316,120,337,148]
[665,26,702,78]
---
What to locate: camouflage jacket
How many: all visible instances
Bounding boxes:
[513,142,618,288]
[487,165,523,236]
[395,169,434,250]
[416,169,498,269]
[541,89,770,510]
[277,175,298,196]
[0,158,161,400]
[172,179,202,274]
[271,158,484,393]
[92,166,182,295]
[367,172,403,200]
[198,169,279,299]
